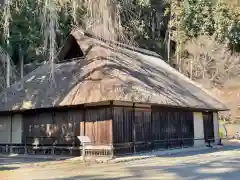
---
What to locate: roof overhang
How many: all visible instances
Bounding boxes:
[0,100,229,115]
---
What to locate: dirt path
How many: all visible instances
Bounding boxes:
[1,146,240,180]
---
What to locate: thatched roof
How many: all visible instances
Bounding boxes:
[0,28,227,112]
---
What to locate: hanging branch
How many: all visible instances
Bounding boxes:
[41,0,59,83]
[3,0,11,88]
[71,0,78,25]
[0,0,19,91]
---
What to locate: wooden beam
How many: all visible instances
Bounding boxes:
[134,107,151,112]
[84,101,111,107]
[112,100,133,107]
[135,103,151,108]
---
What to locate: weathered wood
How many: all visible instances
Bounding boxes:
[85,107,112,144]
[80,109,85,136]
[112,107,133,155]
[113,106,195,155]
[9,102,199,157]
[203,112,215,143]
[22,109,83,146]
[134,108,152,152]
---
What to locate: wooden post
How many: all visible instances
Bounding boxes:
[83,108,86,135]
[150,107,154,151]
[9,115,13,154]
[132,103,136,154]
[24,136,27,154]
[110,101,114,158]
[82,143,86,162]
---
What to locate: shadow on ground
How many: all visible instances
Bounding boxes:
[3,146,240,179]
[0,166,19,171]
[0,157,50,166]
[125,158,240,180]
[36,176,131,180]
[160,145,240,158]
[0,156,54,172]
[34,148,240,180]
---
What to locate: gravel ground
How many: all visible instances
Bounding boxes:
[1,146,240,180]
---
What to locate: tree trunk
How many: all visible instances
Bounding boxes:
[223,124,228,138]
[176,42,179,69]
[19,47,24,89]
[190,59,193,80]
[202,67,205,79]
[6,42,10,88]
[179,41,182,73]
[19,48,24,80]
[167,30,171,64]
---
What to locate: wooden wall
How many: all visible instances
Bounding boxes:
[1,104,215,156]
[22,107,113,145]
[18,104,196,154]
[113,107,153,154]
[113,106,195,155]
[134,108,152,152]
[112,107,133,154]
[22,109,83,145]
[152,108,194,148]
[81,107,112,144]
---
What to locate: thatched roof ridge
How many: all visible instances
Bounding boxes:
[0,28,227,112]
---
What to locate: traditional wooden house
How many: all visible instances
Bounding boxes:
[0,28,227,156]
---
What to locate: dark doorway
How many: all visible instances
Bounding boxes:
[203,112,215,142]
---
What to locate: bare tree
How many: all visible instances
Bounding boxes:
[184,36,240,87]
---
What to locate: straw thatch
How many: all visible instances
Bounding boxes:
[0,28,227,112]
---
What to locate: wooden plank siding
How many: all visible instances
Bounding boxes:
[134,108,152,152]
[84,107,112,144]
[151,108,194,149]
[22,109,84,146]
[16,104,199,156]
[113,107,133,155]
[113,106,195,155]
[22,107,113,146]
